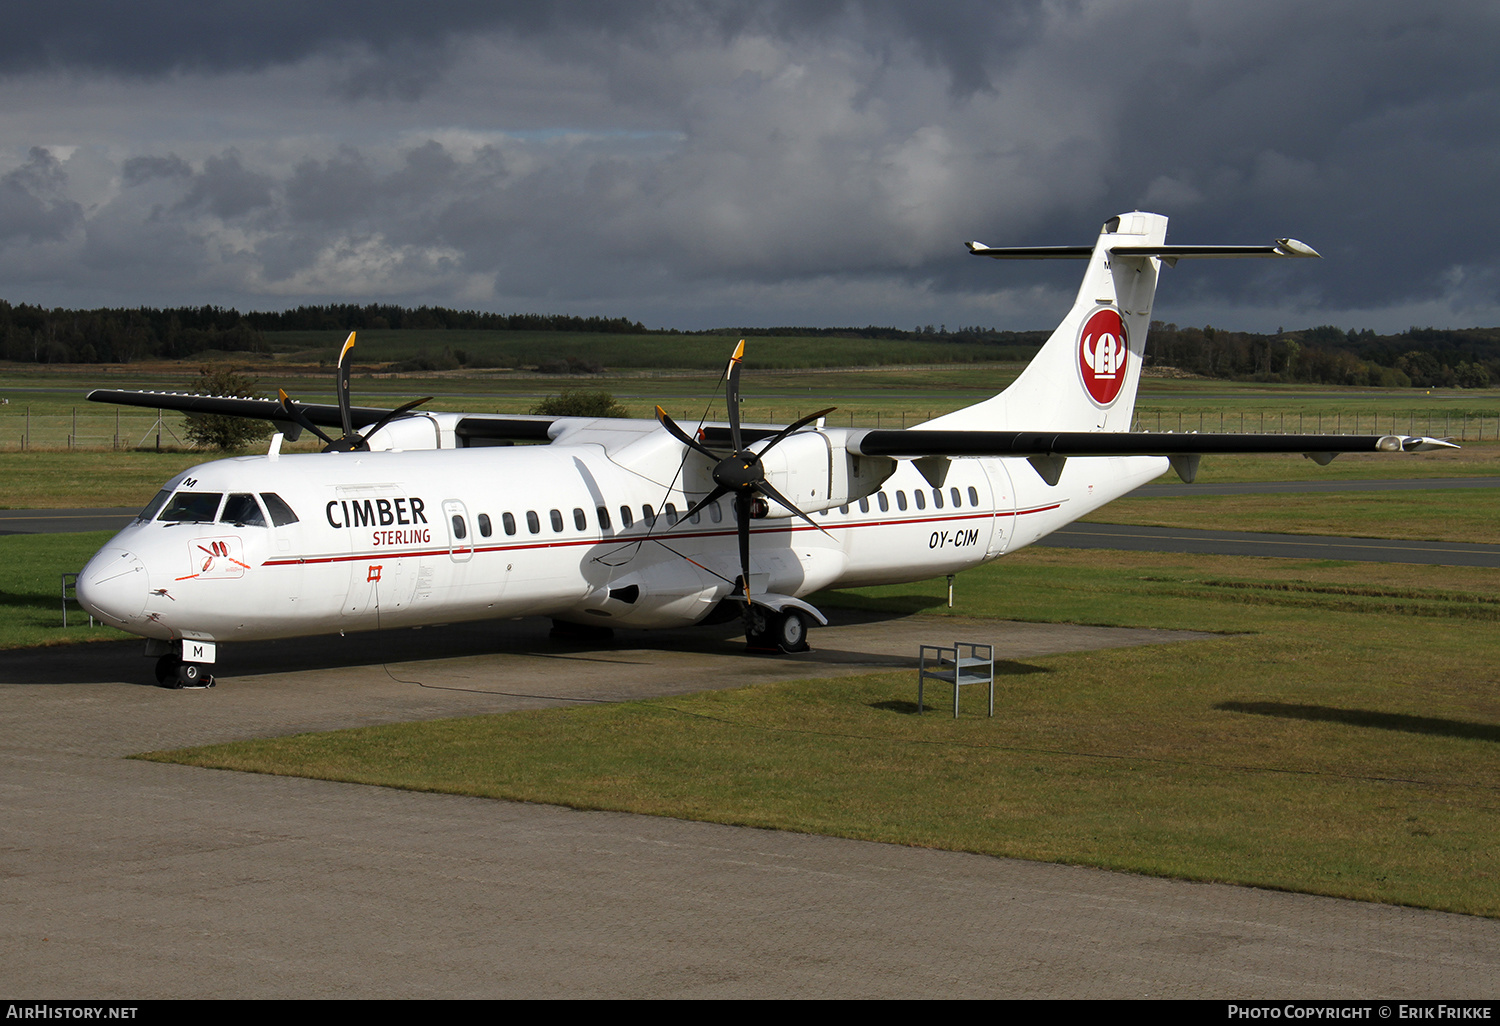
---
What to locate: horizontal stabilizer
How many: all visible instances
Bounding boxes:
[965,239,1320,260]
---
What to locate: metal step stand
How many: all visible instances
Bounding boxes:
[917,642,994,717]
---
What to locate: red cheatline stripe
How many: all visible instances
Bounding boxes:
[260,503,1061,568]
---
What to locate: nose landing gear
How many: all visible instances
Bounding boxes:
[154,654,215,688]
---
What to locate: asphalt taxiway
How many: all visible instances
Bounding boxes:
[4,611,1498,999]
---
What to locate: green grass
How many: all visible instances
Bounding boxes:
[1086,489,1500,544]
[0,530,133,648]
[140,548,1500,917]
[259,328,1042,370]
[0,452,204,507]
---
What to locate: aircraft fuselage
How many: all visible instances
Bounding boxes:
[77,441,1168,644]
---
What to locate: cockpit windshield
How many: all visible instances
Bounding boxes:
[157,491,224,523]
[136,489,172,523]
[219,493,266,527]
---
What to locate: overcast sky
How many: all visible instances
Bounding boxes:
[1,1,1496,333]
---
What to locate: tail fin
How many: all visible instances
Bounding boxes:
[921,211,1318,434]
[923,212,1166,433]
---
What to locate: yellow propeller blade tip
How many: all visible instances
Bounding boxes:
[731,339,744,362]
[340,332,356,361]
[655,405,668,419]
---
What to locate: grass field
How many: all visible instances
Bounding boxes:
[2,349,1499,452]
[0,530,131,649]
[137,547,1500,917]
[1085,489,1500,543]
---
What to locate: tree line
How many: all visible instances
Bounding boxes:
[1146,323,1497,389]
[0,296,1496,388]
[0,301,648,364]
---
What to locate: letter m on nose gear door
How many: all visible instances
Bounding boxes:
[442,499,473,563]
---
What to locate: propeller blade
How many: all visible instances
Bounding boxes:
[756,480,834,538]
[335,331,357,443]
[656,406,720,461]
[726,339,744,452]
[757,406,837,455]
[735,491,752,600]
[679,485,732,525]
[276,389,337,447]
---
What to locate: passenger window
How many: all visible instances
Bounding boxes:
[550,509,564,532]
[260,492,300,526]
[858,497,869,513]
[878,492,889,512]
[932,489,943,509]
[914,490,926,510]
[137,489,171,523]
[597,506,611,531]
[619,505,634,528]
[503,512,516,536]
[968,486,979,506]
[664,503,678,525]
[526,511,540,534]
[451,515,467,540]
[709,503,722,523]
[819,507,829,517]
[689,507,701,524]
[895,491,907,511]
[478,513,492,537]
[573,508,587,531]
[220,493,266,527]
[951,487,962,507]
[158,491,223,523]
[643,504,655,526]
[839,504,849,515]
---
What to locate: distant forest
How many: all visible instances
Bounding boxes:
[0,298,1496,389]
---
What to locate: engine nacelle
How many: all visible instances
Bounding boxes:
[363,413,445,452]
[754,430,896,517]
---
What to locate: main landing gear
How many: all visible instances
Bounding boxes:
[745,606,811,654]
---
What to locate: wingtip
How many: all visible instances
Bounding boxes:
[1274,238,1321,258]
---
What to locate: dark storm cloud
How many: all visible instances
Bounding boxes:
[1,1,1498,330]
[176,151,275,219]
[0,148,82,242]
[0,1,1037,90]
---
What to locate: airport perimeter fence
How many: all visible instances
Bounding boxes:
[0,405,1498,451]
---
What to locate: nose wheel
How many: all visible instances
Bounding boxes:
[154,655,215,689]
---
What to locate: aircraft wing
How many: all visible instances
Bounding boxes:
[88,389,396,430]
[87,389,559,442]
[845,429,1457,457]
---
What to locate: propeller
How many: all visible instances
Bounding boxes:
[276,332,433,452]
[654,340,835,602]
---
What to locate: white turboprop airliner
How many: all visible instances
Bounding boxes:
[78,212,1455,686]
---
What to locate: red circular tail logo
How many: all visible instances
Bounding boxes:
[1078,308,1128,406]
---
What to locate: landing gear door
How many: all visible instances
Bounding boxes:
[442,499,474,563]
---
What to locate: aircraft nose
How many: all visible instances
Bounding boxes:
[76,548,149,626]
